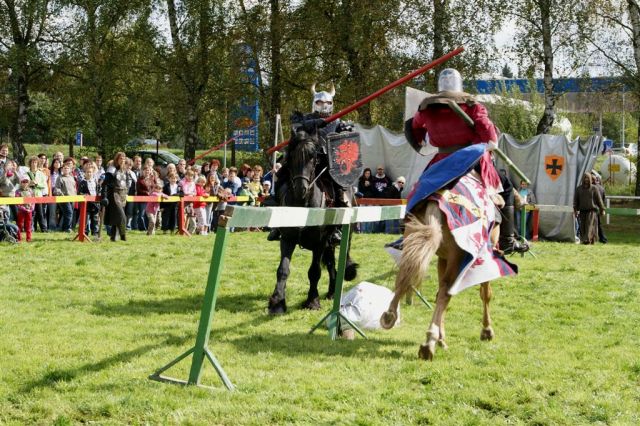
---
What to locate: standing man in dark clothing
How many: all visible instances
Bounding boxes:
[592,173,607,243]
[498,169,528,254]
[372,165,392,198]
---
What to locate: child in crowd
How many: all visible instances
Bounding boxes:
[78,163,100,235]
[181,170,197,234]
[146,179,169,235]
[27,155,48,232]
[248,174,262,202]
[180,170,196,196]
[193,176,208,235]
[213,187,232,232]
[237,177,254,206]
[15,178,34,242]
[54,164,78,232]
[161,173,180,233]
[184,202,197,234]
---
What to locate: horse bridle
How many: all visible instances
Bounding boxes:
[290,142,328,202]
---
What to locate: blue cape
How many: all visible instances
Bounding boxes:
[406,144,487,213]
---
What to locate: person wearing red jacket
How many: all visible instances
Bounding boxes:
[407,68,501,193]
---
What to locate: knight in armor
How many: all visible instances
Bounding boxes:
[101,152,130,241]
[268,83,353,243]
[389,68,527,254]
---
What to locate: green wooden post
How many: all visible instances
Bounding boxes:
[187,226,233,389]
[150,223,234,390]
[310,224,366,340]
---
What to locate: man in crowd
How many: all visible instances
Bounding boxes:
[372,165,392,198]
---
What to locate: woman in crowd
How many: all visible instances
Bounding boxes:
[48,158,62,230]
[357,168,375,199]
[162,172,180,233]
[26,156,48,232]
[209,159,221,181]
[101,152,129,241]
[204,173,221,232]
[200,162,211,179]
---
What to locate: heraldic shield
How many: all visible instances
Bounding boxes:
[326,131,363,187]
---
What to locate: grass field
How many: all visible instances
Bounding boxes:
[1,219,639,425]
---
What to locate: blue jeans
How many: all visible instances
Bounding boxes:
[59,202,73,232]
[132,202,147,230]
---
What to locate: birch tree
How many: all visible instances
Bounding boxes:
[503,0,593,135]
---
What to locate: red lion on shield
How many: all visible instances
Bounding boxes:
[333,140,360,175]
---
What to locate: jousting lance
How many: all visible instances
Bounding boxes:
[266,45,466,155]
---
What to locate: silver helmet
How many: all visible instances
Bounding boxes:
[437,68,463,93]
[311,83,335,117]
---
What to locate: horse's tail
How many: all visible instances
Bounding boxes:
[381,203,442,329]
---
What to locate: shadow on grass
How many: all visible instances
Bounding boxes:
[19,333,190,394]
[91,293,267,317]
[229,331,416,360]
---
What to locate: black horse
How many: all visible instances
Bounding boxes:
[268,128,359,315]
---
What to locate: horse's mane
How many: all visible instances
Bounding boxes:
[288,133,317,166]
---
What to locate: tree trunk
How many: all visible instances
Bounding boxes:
[269,0,282,145]
[12,66,29,165]
[185,101,199,161]
[536,1,556,135]
[628,0,640,195]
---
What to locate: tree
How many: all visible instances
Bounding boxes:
[0,0,57,164]
[409,0,504,92]
[502,0,594,135]
[587,0,640,194]
[55,0,150,156]
[162,0,229,160]
[502,63,514,78]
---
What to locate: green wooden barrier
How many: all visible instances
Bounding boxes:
[149,204,406,390]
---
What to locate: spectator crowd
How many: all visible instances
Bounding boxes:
[0,144,281,242]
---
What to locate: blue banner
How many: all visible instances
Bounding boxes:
[232,45,260,152]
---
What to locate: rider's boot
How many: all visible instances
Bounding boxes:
[384,236,404,250]
[499,205,528,254]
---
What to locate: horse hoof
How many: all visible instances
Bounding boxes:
[418,343,434,361]
[268,297,287,315]
[344,262,359,281]
[480,327,495,341]
[302,297,321,310]
[437,339,448,350]
[325,292,334,300]
[380,311,397,329]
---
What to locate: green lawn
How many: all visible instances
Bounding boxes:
[1,220,639,425]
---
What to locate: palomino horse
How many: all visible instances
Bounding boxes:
[268,129,358,314]
[380,181,502,360]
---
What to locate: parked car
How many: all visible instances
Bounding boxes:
[125,149,181,178]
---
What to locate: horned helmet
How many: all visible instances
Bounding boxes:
[311,82,335,117]
[437,68,463,93]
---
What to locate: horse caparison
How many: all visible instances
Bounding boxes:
[268,132,358,315]
[380,201,499,360]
